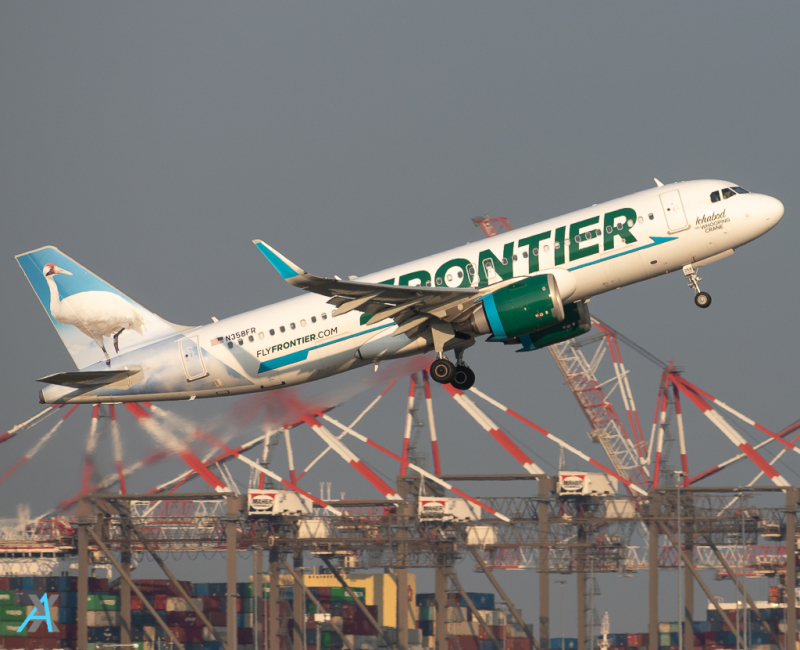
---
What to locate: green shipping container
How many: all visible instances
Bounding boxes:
[306,602,317,615]
[241,583,253,598]
[0,606,26,621]
[0,621,27,637]
[321,631,332,648]
[243,598,253,613]
[87,594,120,611]
[330,587,365,602]
[659,633,671,646]
[0,592,14,605]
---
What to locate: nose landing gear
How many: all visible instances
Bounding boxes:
[683,264,712,309]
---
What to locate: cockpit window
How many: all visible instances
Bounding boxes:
[721,187,736,199]
[732,186,749,194]
[710,191,720,203]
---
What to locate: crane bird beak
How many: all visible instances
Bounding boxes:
[44,264,73,277]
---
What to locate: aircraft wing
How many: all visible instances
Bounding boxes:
[254,240,497,338]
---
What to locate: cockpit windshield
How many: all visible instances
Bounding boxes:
[711,185,749,203]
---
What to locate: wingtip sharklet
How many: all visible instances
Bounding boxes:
[252,240,305,280]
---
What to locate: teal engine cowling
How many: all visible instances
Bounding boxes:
[468,275,565,340]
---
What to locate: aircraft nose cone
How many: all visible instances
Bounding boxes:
[762,195,784,224]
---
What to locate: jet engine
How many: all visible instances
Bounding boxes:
[468,274,565,340]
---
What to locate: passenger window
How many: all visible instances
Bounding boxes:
[321,313,327,320]
[522,251,529,258]
[248,335,254,343]
[512,254,518,262]
[606,225,613,234]
[466,264,476,277]
[501,257,508,265]
[722,188,735,199]
[280,326,286,333]
[532,249,538,257]
[300,319,306,327]
[436,277,443,285]
[311,316,317,324]
[238,339,244,346]
[269,329,275,336]
[554,242,561,249]
[648,213,654,220]
[710,191,720,203]
[290,323,296,330]
[227,341,234,349]
[732,186,750,194]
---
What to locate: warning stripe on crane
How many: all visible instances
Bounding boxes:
[0,405,62,447]
[319,412,511,522]
[108,405,126,495]
[421,371,442,475]
[0,405,78,486]
[652,379,671,488]
[400,375,417,477]
[302,414,402,501]
[442,383,543,474]
[124,403,228,492]
[468,387,648,496]
[81,405,101,495]
[670,376,790,488]
[690,420,800,485]
[673,384,689,487]
[676,375,800,460]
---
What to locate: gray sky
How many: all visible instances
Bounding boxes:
[1,1,798,636]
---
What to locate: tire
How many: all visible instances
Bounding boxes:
[429,358,455,384]
[694,292,712,308]
[451,365,476,391]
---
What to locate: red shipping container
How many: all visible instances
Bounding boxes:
[317,587,331,598]
[448,636,479,650]
[153,594,167,610]
[167,627,204,644]
[27,626,66,640]
[207,611,227,626]
[167,611,203,627]
[131,596,145,610]
[200,596,223,611]
[342,604,357,619]
[238,629,254,644]
[0,577,10,590]
[507,639,532,650]
[87,577,108,592]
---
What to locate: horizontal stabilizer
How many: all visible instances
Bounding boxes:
[37,369,139,388]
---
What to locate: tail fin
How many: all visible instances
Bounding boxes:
[16,246,191,369]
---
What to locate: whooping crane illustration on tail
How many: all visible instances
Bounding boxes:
[43,262,147,363]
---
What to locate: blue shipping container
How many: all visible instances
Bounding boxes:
[194,584,210,597]
[21,578,34,592]
[59,592,78,607]
[58,607,76,624]
[204,643,222,650]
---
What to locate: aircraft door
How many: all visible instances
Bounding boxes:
[179,336,208,380]
[659,189,689,232]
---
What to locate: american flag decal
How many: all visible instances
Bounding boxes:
[211,337,224,346]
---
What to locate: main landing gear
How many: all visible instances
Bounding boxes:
[429,351,476,390]
[683,264,712,309]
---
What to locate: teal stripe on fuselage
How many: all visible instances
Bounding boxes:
[567,236,676,271]
[257,323,393,374]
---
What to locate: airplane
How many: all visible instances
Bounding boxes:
[16,179,783,406]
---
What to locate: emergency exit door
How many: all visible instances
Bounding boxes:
[660,189,689,232]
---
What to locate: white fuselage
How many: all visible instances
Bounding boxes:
[39,179,784,404]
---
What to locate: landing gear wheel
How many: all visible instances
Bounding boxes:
[430,358,455,384]
[694,292,712,308]
[451,365,476,391]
